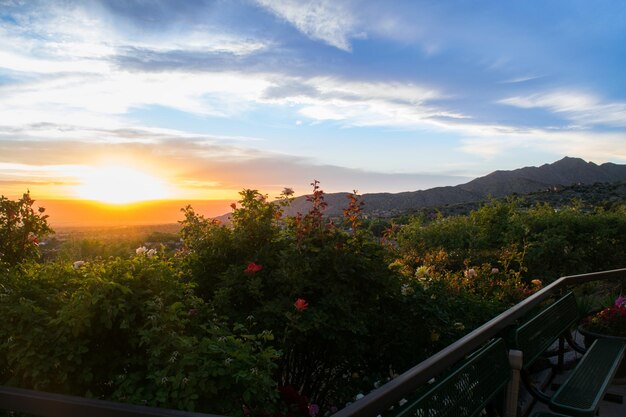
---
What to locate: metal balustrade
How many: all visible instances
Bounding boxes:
[332,268,626,417]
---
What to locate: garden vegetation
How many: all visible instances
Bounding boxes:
[1,186,625,416]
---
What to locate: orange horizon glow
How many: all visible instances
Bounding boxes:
[33,198,236,228]
[1,160,293,228]
[1,160,254,204]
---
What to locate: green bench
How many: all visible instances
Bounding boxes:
[387,338,567,417]
[509,291,626,417]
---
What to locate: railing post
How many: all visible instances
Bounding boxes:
[505,349,523,417]
[558,336,565,372]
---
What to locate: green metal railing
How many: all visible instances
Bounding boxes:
[331,268,626,417]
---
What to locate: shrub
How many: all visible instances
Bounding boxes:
[0,192,52,266]
[396,199,626,282]
[180,184,413,410]
[0,256,279,416]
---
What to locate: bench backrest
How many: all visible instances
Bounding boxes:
[388,338,510,417]
[511,291,579,369]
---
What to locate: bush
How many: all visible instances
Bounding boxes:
[0,256,279,416]
[396,199,626,282]
[180,185,415,410]
[0,192,52,266]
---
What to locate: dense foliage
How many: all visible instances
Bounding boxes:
[0,257,279,415]
[397,199,626,281]
[0,192,52,266]
[179,186,409,409]
[1,187,623,416]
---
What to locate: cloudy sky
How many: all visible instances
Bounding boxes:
[2,0,626,203]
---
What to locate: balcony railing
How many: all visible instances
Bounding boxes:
[332,268,626,417]
[1,268,625,417]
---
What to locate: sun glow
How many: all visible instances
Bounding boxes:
[75,165,171,204]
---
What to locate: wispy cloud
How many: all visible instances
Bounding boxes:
[262,77,467,127]
[254,0,360,51]
[498,75,543,84]
[500,91,626,127]
[1,41,462,133]
[457,125,626,163]
[0,70,272,126]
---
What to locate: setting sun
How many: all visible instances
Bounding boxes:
[74,166,170,204]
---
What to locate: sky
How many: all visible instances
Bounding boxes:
[2,0,626,207]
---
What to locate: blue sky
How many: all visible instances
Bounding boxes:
[1,0,626,200]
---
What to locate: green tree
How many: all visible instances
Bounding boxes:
[0,192,52,266]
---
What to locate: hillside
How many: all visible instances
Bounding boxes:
[281,157,626,218]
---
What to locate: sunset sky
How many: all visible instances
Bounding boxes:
[2,0,626,218]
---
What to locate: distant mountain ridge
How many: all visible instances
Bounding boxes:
[281,157,626,218]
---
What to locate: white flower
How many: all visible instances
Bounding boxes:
[355,393,364,400]
[401,283,411,296]
[73,261,85,270]
[146,248,157,257]
[136,246,147,255]
[465,268,477,278]
[491,268,499,274]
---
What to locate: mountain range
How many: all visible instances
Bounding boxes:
[281,157,626,218]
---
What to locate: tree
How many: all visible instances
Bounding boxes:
[0,192,52,266]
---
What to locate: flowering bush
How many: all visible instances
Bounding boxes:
[582,296,626,337]
[388,241,538,356]
[0,192,52,266]
[179,184,409,411]
[396,198,626,282]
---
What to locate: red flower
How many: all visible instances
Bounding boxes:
[244,262,263,274]
[29,235,39,246]
[294,298,309,311]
